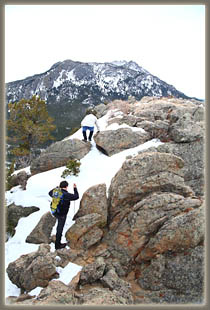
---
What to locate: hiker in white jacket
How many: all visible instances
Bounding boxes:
[81,110,100,142]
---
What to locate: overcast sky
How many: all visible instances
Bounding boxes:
[5,4,205,99]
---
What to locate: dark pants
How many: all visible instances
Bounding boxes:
[55,214,67,247]
[82,126,94,141]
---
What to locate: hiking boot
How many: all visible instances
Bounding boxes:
[55,243,67,250]
[82,139,87,142]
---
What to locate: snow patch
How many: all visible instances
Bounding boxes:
[56,262,82,285]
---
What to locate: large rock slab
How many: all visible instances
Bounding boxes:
[106,192,202,262]
[10,170,30,190]
[136,206,204,262]
[67,190,109,248]
[138,246,204,303]
[26,211,56,244]
[6,244,59,293]
[6,204,39,239]
[107,114,143,128]
[93,103,108,118]
[94,127,150,156]
[132,98,204,142]
[136,119,170,141]
[73,183,108,226]
[79,257,106,285]
[169,113,204,143]
[101,269,133,304]
[108,152,194,221]
[78,257,133,304]
[30,138,91,174]
[167,102,204,123]
[77,227,103,249]
[156,140,204,196]
[33,280,76,305]
[65,213,103,249]
[133,97,203,122]
[78,287,132,305]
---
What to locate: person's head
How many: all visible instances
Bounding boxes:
[59,180,68,189]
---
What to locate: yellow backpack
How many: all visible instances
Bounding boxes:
[50,187,64,215]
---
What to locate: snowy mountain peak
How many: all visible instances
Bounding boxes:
[6,59,190,104]
[6,59,193,141]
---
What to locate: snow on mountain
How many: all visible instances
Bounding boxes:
[6,59,190,105]
[5,110,163,298]
[6,59,194,142]
[111,60,128,66]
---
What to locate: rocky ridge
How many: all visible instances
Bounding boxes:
[6,96,205,305]
[6,59,198,140]
[6,60,192,104]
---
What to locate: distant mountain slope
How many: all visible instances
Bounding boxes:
[6,59,193,140]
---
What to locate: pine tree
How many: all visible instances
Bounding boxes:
[7,95,56,167]
[61,159,81,178]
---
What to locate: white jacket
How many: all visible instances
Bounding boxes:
[81,114,100,130]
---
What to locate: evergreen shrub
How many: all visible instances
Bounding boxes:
[61,159,81,178]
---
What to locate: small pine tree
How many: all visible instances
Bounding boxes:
[61,159,81,178]
[7,95,56,166]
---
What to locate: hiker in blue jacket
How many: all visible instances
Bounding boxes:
[49,180,79,250]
